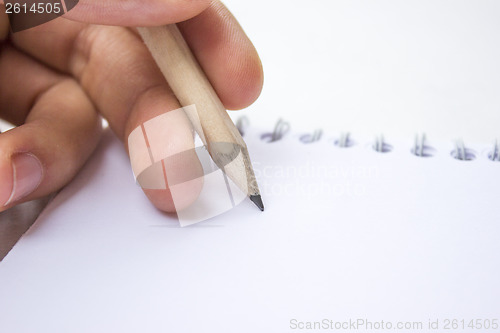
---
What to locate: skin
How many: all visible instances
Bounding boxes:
[0,0,264,213]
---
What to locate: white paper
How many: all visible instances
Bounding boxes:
[0,128,499,333]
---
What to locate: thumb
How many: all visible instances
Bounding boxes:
[0,0,212,26]
[63,0,212,26]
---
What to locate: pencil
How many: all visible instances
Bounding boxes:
[137,25,264,211]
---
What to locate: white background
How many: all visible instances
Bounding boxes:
[226,0,500,143]
[2,1,499,143]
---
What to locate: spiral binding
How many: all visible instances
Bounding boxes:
[238,118,499,162]
[489,140,499,161]
[300,129,323,144]
[260,118,290,142]
[412,133,435,157]
[372,134,392,153]
[236,116,250,136]
[452,139,476,161]
[335,132,355,148]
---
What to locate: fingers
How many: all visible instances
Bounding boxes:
[0,43,63,126]
[11,1,264,111]
[69,25,203,211]
[8,1,264,212]
[64,24,205,211]
[178,1,264,109]
[0,46,102,211]
[12,21,203,212]
[127,97,204,212]
[63,0,212,26]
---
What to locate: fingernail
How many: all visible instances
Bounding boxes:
[4,153,43,206]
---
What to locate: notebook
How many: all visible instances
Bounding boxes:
[0,121,499,333]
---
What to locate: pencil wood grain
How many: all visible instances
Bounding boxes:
[137,25,263,210]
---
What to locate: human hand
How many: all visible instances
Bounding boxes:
[0,0,263,212]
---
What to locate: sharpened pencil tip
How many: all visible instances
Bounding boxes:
[250,195,264,211]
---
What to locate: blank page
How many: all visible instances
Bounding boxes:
[0,128,499,332]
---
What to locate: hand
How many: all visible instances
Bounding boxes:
[0,0,263,212]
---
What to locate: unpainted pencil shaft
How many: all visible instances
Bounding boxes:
[137,25,263,210]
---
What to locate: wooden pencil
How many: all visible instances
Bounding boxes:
[137,25,264,211]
